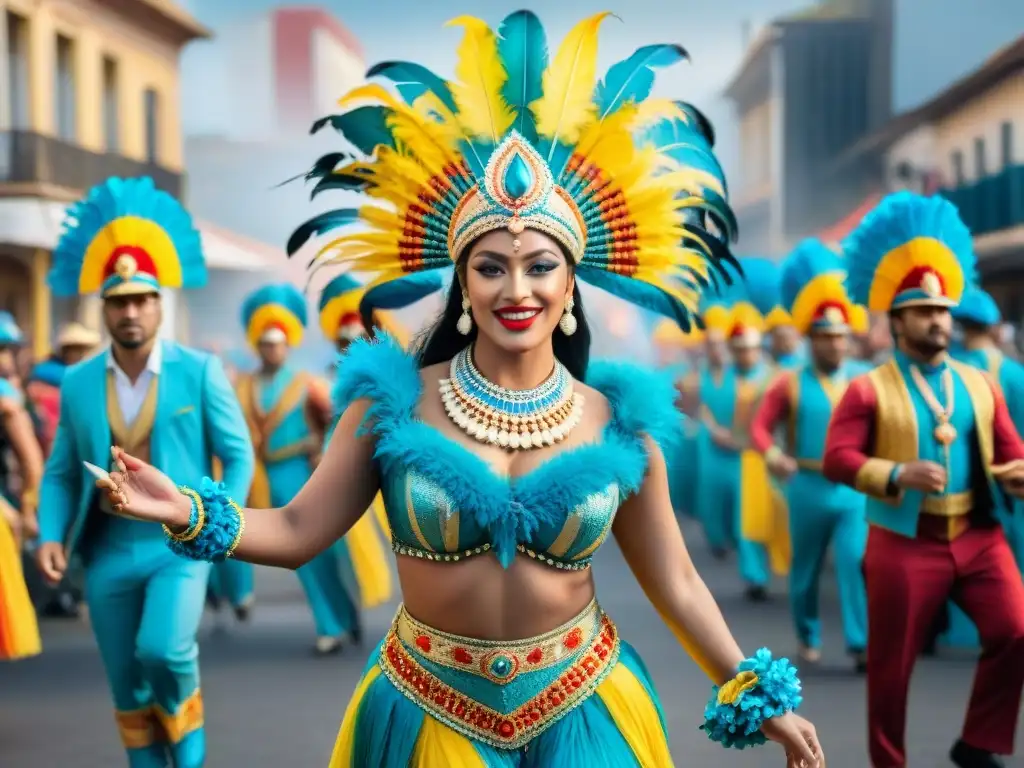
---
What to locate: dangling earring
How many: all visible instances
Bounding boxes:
[457,292,473,335]
[559,296,577,336]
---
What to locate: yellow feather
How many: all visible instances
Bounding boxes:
[530,12,612,149]
[631,99,687,130]
[445,16,515,141]
[337,83,394,108]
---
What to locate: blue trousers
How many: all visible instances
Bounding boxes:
[207,560,254,609]
[786,476,868,651]
[735,500,770,588]
[268,457,359,639]
[696,442,738,552]
[84,523,210,768]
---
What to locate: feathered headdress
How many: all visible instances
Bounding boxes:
[779,238,853,335]
[652,317,704,348]
[842,191,976,312]
[0,311,23,346]
[319,272,421,347]
[287,11,736,331]
[698,263,761,346]
[241,284,308,349]
[50,177,206,298]
[952,286,1001,327]
[739,257,791,330]
[848,304,870,335]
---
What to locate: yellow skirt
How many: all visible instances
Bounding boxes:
[0,512,42,661]
[329,603,672,767]
[344,496,393,610]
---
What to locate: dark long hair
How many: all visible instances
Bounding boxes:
[416,252,592,380]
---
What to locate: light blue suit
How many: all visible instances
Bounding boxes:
[784,360,869,652]
[39,341,254,768]
[695,363,739,552]
[255,366,358,640]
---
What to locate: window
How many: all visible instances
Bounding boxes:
[1001,121,1014,168]
[952,150,965,185]
[5,12,29,129]
[54,34,76,140]
[102,57,119,151]
[974,137,986,178]
[143,88,159,163]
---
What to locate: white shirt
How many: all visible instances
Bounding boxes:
[106,342,162,424]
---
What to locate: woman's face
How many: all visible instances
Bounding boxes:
[464,228,573,355]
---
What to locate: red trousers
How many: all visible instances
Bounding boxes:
[864,524,1024,767]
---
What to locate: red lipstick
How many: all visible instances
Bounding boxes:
[494,306,542,332]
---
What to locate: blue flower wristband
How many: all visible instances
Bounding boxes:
[165,477,246,562]
[700,648,803,749]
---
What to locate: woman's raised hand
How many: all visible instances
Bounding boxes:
[93,446,192,529]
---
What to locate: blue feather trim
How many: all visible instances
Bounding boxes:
[166,478,243,563]
[332,334,422,436]
[737,257,783,316]
[780,239,844,311]
[701,649,803,749]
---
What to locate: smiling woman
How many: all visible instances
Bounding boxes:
[90,9,825,768]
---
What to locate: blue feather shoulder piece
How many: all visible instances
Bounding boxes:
[332,334,421,434]
[586,360,682,458]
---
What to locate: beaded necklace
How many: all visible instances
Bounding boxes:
[439,346,584,450]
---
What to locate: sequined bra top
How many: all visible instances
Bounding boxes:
[334,336,682,571]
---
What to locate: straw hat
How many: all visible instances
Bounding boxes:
[56,322,101,349]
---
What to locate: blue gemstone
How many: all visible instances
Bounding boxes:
[502,153,533,201]
[490,656,512,676]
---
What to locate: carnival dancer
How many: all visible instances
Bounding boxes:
[35,176,255,768]
[654,319,701,518]
[235,283,361,653]
[0,311,43,661]
[688,293,739,558]
[744,258,804,370]
[823,191,1024,768]
[84,11,824,766]
[749,239,869,672]
[317,272,397,610]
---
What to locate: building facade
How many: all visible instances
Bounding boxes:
[0,0,207,357]
[724,0,894,256]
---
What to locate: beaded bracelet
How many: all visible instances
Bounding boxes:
[700,648,803,749]
[165,477,246,563]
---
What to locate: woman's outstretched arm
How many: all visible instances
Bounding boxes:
[613,435,743,683]
[111,398,379,570]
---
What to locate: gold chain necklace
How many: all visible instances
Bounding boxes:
[909,364,956,445]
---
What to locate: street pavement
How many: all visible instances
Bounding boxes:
[2,518,1021,767]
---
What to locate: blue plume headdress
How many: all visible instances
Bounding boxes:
[50,177,206,299]
[779,238,852,335]
[285,10,736,333]
[952,285,1001,327]
[241,284,308,348]
[842,191,976,312]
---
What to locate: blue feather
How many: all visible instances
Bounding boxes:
[288,209,361,257]
[952,286,1001,326]
[578,266,696,331]
[318,273,364,312]
[241,284,308,330]
[638,107,726,194]
[311,106,397,155]
[497,10,548,144]
[365,61,458,113]
[595,44,688,118]
[359,272,447,314]
[737,257,783,316]
[842,191,977,307]
[779,239,844,311]
[50,176,205,298]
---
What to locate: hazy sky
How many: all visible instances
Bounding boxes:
[178,0,1024,180]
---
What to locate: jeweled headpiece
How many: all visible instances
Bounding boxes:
[287,11,736,330]
[843,191,976,312]
[780,239,854,336]
[50,177,206,299]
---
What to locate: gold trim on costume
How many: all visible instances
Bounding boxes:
[854,458,899,499]
[921,491,973,517]
[114,707,159,749]
[380,603,619,750]
[153,688,204,744]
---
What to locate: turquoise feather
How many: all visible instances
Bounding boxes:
[779,239,843,312]
[952,286,1001,326]
[497,10,548,143]
[842,191,977,306]
[737,257,783,316]
[318,273,364,313]
[365,61,458,113]
[311,106,397,155]
[595,44,688,118]
[578,266,693,330]
[241,284,308,330]
[288,208,362,257]
[360,272,446,315]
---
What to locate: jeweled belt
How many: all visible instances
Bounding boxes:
[380,600,619,749]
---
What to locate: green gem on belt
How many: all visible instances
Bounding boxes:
[490,656,514,678]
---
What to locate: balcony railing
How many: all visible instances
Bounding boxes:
[939,164,1024,237]
[0,130,182,199]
